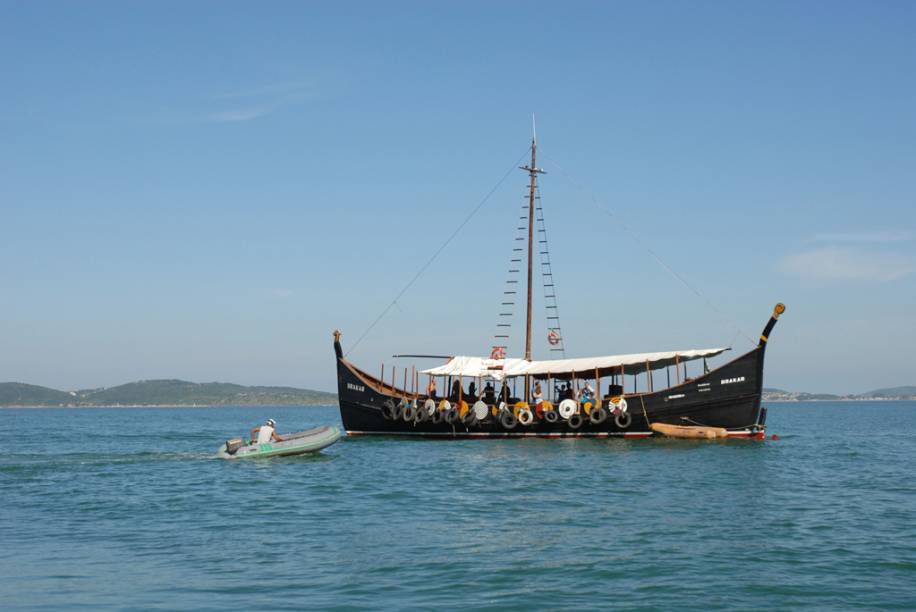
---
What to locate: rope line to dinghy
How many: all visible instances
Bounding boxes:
[542,153,755,347]
[346,147,534,357]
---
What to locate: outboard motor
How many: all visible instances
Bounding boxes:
[225,438,244,454]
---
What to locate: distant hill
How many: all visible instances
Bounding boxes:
[0,382,73,406]
[864,386,916,398]
[0,379,337,407]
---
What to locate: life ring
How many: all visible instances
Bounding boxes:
[541,400,554,412]
[589,406,608,425]
[583,401,593,415]
[617,398,628,414]
[615,411,632,429]
[513,401,529,418]
[500,411,518,429]
[558,399,578,419]
[567,413,583,429]
[544,409,559,423]
[472,400,489,421]
[381,399,396,420]
[548,329,561,346]
[518,408,534,425]
[439,400,452,413]
[458,400,470,418]
[424,398,437,416]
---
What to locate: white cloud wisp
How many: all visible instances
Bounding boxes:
[781,247,913,282]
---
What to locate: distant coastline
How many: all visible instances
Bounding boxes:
[762,386,916,402]
[4,380,913,408]
[0,379,337,408]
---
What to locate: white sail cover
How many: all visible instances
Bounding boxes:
[421,347,730,380]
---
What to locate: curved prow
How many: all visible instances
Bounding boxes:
[758,303,786,347]
[333,329,343,359]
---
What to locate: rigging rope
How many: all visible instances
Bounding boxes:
[534,181,567,357]
[346,147,533,357]
[542,152,756,347]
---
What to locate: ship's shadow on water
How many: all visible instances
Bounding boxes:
[2,402,915,610]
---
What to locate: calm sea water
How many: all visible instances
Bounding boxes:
[1,402,915,610]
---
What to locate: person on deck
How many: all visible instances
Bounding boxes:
[250,418,280,444]
[449,379,462,402]
[532,381,544,416]
[468,381,477,401]
[482,381,495,403]
[579,383,595,404]
[427,378,438,400]
[499,384,510,406]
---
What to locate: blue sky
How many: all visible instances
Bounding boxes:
[2,1,914,394]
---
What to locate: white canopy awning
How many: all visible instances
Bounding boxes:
[421,356,528,380]
[421,347,730,380]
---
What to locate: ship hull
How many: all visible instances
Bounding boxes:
[334,344,768,439]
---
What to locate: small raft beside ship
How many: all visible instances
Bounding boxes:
[650,422,729,440]
[218,426,341,459]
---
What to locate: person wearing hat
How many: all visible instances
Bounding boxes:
[250,418,280,445]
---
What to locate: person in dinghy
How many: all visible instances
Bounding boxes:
[250,418,280,445]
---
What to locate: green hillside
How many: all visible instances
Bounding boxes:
[0,379,337,407]
[865,386,916,398]
[0,382,73,406]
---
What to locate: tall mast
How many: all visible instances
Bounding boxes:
[521,116,545,363]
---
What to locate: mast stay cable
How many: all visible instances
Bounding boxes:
[346,147,533,357]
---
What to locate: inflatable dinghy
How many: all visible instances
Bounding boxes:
[650,422,729,439]
[218,425,342,459]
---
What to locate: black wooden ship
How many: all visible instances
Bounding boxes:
[334,130,784,439]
